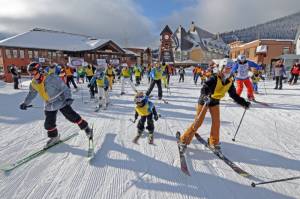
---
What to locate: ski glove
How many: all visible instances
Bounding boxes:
[20,103,27,110]
[203,96,211,104]
[244,101,251,109]
[87,84,91,88]
[154,114,159,121]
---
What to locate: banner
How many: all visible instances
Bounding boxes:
[38,57,45,63]
[68,57,84,67]
[97,59,107,66]
[110,59,120,65]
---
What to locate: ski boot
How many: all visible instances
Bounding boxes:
[148,133,154,144]
[45,135,61,148]
[133,130,142,144]
[176,132,187,154]
[85,126,93,140]
[120,92,125,95]
[207,138,221,150]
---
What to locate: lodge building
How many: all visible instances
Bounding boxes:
[0,28,148,82]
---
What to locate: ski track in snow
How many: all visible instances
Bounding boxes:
[1,69,300,199]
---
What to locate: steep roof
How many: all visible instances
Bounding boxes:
[0,28,111,52]
[160,25,173,35]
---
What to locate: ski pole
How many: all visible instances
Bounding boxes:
[193,101,208,130]
[232,108,247,142]
[251,176,300,187]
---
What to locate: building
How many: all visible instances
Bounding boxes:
[0,28,137,82]
[123,47,152,66]
[171,22,230,64]
[159,25,174,64]
[229,39,295,65]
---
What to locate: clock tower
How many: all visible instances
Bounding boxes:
[159,25,174,63]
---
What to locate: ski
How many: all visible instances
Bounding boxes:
[87,138,95,159]
[194,133,252,178]
[176,131,190,176]
[0,133,79,172]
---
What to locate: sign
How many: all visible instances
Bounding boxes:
[97,59,107,66]
[39,57,45,63]
[68,57,84,67]
[256,45,267,54]
[110,59,120,65]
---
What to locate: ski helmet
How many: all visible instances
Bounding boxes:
[237,54,246,63]
[27,62,42,74]
[134,92,147,105]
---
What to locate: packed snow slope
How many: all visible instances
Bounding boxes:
[0,69,300,199]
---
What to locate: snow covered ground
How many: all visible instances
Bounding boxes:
[0,69,300,199]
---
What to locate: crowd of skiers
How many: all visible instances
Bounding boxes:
[10,54,300,150]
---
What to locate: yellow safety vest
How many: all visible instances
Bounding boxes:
[122,68,130,78]
[96,79,105,87]
[106,68,114,76]
[86,67,94,76]
[135,103,151,116]
[65,67,73,76]
[31,76,49,101]
[211,77,233,100]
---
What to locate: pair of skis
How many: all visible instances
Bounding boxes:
[176,132,252,178]
[0,133,95,172]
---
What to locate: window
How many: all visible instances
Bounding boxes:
[12,49,18,58]
[48,51,52,58]
[52,52,56,58]
[28,50,33,58]
[91,54,94,60]
[57,53,61,58]
[20,50,25,58]
[6,49,11,58]
[0,49,2,57]
[283,47,290,54]
[34,51,38,58]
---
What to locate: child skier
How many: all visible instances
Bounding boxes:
[251,69,261,94]
[178,62,250,152]
[146,63,163,100]
[88,65,110,110]
[19,62,93,147]
[120,63,137,95]
[133,64,142,86]
[132,92,159,144]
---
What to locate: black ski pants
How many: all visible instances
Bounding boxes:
[66,76,78,89]
[146,79,162,99]
[137,114,154,134]
[44,105,88,138]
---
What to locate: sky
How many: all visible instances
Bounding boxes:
[0,0,300,47]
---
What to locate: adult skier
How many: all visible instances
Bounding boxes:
[231,54,260,100]
[178,66,185,82]
[9,65,20,89]
[177,61,250,152]
[146,63,163,99]
[19,62,93,147]
[106,64,115,90]
[132,92,159,144]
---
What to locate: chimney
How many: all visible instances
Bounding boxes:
[190,21,195,32]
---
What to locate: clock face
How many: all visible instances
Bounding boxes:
[164,35,169,40]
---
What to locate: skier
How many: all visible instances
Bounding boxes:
[178,61,250,152]
[178,66,185,82]
[9,65,20,89]
[146,63,163,100]
[19,62,93,147]
[231,54,260,100]
[132,92,159,144]
[45,63,61,76]
[65,64,78,91]
[161,63,169,88]
[273,59,286,90]
[133,64,142,86]
[106,64,115,90]
[120,63,137,95]
[89,65,110,110]
[288,63,300,85]
[251,69,261,94]
[85,64,96,99]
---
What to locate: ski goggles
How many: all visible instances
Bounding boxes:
[135,96,145,103]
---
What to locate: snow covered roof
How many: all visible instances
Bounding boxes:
[0,28,111,52]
